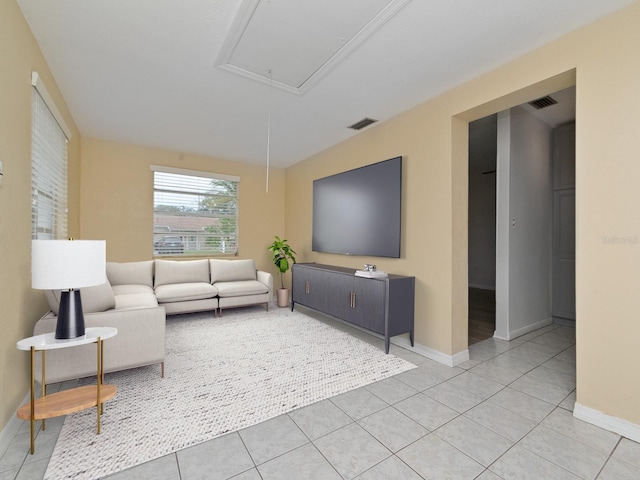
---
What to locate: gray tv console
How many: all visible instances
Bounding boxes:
[291,263,415,353]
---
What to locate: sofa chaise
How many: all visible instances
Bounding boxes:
[33,258,273,385]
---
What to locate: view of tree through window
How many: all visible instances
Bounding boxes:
[153,170,239,256]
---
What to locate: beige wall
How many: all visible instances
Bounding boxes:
[286,3,640,426]
[80,138,285,276]
[0,0,81,432]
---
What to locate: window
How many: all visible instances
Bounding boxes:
[31,72,71,240]
[151,166,239,256]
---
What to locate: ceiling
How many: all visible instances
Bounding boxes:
[16,0,636,168]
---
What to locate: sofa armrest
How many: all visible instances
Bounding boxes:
[257,270,273,296]
[33,306,166,385]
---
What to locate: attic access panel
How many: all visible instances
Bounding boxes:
[217,0,410,95]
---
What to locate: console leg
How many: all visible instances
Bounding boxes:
[385,336,390,354]
[410,330,414,347]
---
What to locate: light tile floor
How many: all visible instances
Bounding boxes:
[2,315,640,480]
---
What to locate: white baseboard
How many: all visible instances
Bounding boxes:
[450,348,471,366]
[494,317,553,341]
[574,402,640,443]
[391,337,469,367]
[0,392,29,458]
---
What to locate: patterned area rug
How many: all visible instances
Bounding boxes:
[45,306,416,479]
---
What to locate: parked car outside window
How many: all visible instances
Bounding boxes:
[154,236,184,254]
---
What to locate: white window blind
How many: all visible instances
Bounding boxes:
[31,73,69,240]
[151,166,239,256]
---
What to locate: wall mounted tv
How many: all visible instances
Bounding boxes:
[312,156,402,258]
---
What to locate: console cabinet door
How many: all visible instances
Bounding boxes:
[292,265,307,305]
[292,266,330,311]
[323,273,352,320]
[348,277,386,333]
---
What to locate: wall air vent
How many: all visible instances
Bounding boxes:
[348,117,378,130]
[528,96,558,110]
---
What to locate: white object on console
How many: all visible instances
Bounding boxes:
[355,270,388,279]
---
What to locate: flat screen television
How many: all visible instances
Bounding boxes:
[312,156,402,258]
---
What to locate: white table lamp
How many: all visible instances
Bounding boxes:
[32,239,106,339]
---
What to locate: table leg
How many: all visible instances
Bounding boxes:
[29,347,35,455]
[41,350,46,431]
[100,337,105,385]
[96,337,102,434]
[100,337,105,414]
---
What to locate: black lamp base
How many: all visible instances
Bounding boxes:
[56,290,86,339]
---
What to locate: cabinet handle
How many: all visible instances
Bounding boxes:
[353,292,356,308]
[305,281,310,294]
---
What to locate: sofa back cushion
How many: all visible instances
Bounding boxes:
[45,277,116,315]
[210,259,256,284]
[107,261,154,287]
[154,259,210,287]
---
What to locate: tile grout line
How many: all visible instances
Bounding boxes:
[475,332,615,480]
[285,408,346,480]
[412,329,580,478]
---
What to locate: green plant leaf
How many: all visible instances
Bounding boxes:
[267,235,296,289]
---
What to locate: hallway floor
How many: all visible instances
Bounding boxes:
[469,287,496,345]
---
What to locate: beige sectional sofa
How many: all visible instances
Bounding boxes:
[33,258,272,385]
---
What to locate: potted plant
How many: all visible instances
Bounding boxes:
[267,236,297,307]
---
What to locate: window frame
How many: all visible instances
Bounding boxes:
[151,165,240,257]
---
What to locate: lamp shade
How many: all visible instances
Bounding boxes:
[32,240,106,290]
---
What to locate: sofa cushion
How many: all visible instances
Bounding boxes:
[114,293,159,310]
[215,280,268,298]
[154,259,210,287]
[107,261,154,287]
[155,282,218,303]
[210,259,256,284]
[45,278,117,315]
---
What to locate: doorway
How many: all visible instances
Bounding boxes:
[467,87,576,344]
[468,115,497,344]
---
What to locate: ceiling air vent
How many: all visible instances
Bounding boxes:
[528,96,558,110]
[348,117,378,130]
